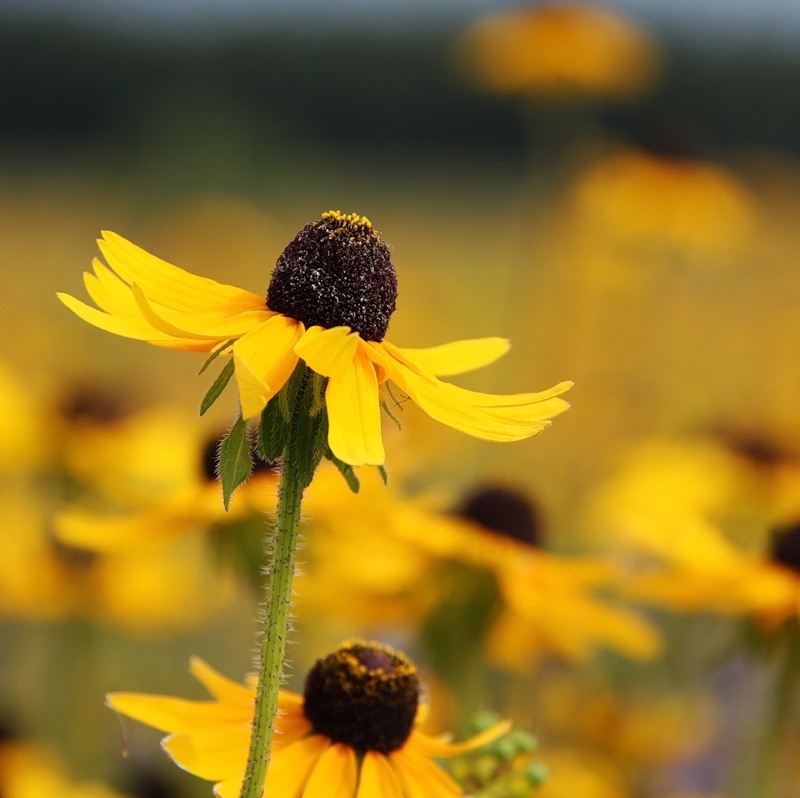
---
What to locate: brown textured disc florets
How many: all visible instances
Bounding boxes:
[266,211,397,342]
[771,522,800,574]
[302,641,419,754]
[456,485,543,547]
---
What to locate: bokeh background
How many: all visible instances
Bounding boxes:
[2,2,800,797]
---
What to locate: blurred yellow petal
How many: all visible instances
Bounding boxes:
[294,325,359,380]
[302,742,358,798]
[263,735,330,796]
[232,315,304,419]
[189,657,256,705]
[391,337,510,376]
[390,746,462,798]
[326,347,385,465]
[357,752,404,798]
[163,729,249,780]
[409,718,511,757]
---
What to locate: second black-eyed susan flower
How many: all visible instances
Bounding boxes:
[107,641,511,798]
[58,211,571,468]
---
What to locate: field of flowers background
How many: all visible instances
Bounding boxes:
[1,2,800,797]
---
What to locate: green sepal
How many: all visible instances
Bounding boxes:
[258,393,290,462]
[198,338,237,375]
[325,449,360,494]
[218,414,254,510]
[377,464,389,485]
[292,386,328,489]
[200,358,235,416]
[279,361,308,423]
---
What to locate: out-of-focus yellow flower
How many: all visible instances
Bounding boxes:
[107,642,510,798]
[0,360,45,472]
[460,3,659,99]
[299,473,660,667]
[570,147,758,257]
[536,748,628,798]
[54,404,277,552]
[58,212,571,466]
[0,741,133,798]
[590,437,800,624]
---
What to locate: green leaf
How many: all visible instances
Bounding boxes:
[198,339,237,375]
[376,464,389,486]
[258,393,289,462]
[218,415,253,510]
[200,358,235,416]
[326,449,360,493]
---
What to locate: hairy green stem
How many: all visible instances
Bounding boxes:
[239,375,310,798]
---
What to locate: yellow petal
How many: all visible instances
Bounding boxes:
[409,719,512,758]
[383,343,571,441]
[213,775,245,798]
[57,292,177,343]
[389,746,462,798]
[302,742,358,798]
[391,337,510,376]
[131,283,227,341]
[264,735,330,797]
[163,729,249,780]
[356,752,404,798]
[105,692,250,734]
[326,347,385,466]
[294,325,359,380]
[189,657,256,705]
[98,231,264,313]
[233,315,303,419]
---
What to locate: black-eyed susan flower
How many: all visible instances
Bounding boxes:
[57,211,571,468]
[107,641,510,798]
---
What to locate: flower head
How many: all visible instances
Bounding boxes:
[106,642,510,798]
[58,212,571,467]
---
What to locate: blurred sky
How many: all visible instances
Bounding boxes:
[4,0,800,47]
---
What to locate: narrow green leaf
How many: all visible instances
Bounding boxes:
[198,338,236,375]
[258,393,289,462]
[218,415,253,510]
[326,449,360,494]
[376,464,389,486]
[200,358,235,416]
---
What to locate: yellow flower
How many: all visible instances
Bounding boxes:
[589,437,800,624]
[58,211,571,466]
[460,3,659,99]
[0,741,134,798]
[570,147,758,257]
[107,641,510,798]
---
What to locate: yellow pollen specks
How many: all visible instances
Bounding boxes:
[322,210,374,231]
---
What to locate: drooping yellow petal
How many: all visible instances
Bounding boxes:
[163,729,250,780]
[390,746,462,798]
[131,283,232,341]
[98,231,264,313]
[326,347,385,466]
[57,292,177,343]
[409,718,511,758]
[294,325,359,380]
[263,735,330,797]
[302,742,358,798]
[357,752,404,798]
[382,341,571,442]
[213,775,245,798]
[391,337,510,376]
[232,315,304,419]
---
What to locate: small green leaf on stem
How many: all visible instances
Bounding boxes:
[218,414,253,510]
[200,358,235,416]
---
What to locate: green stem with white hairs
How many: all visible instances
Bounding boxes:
[239,366,322,798]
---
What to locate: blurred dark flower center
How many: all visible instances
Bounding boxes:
[770,522,800,574]
[267,211,397,342]
[456,485,542,547]
[302,641,419,753]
